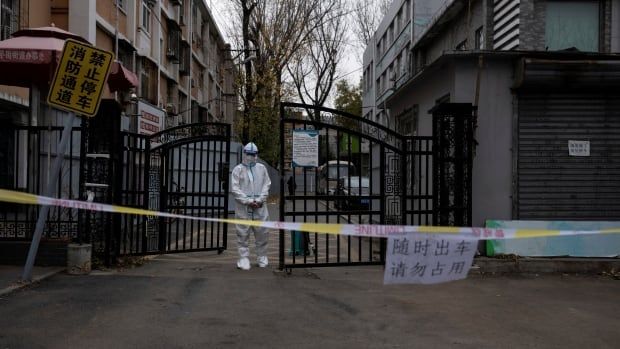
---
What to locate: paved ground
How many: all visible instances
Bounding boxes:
[2,202,619,348]
[1,249,619,349]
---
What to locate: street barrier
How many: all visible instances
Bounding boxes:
[1,189,619,241]
[2,188,620,285]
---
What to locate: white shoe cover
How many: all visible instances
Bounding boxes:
[257,256,268,268]
[237,257,250,270]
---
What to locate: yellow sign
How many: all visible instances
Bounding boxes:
[47,39,114,117]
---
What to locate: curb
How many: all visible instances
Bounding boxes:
[0,267,65,297]
[474,257,620,274]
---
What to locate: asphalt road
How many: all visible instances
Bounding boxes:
[1,251,619,349]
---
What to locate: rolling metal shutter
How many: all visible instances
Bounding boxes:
[517,93,620,220]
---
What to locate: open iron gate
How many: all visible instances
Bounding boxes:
[278,102,474,270]
[81,120,231,263]
[116,123,231,257]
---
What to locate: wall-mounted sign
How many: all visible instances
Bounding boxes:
[47,39,113,117]
[292,129,319,168]
[568,140,590,157]
[137,101,165,136]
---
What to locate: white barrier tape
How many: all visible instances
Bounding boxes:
[1,189,619,240]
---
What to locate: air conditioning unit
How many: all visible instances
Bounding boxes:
[166,103,177,115]
[166,49,176,57]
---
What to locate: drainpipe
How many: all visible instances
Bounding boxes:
[156,0,162,112]
[188,0,193,124]
[114,0,119,102]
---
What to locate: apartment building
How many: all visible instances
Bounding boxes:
[0,0,236,133]
[369,0,620,231]
[361,0,444,131]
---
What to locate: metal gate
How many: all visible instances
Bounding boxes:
[113,123,231,258]
[278,102,474,270]
[279,103,428,269]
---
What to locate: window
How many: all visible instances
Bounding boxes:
[179,42,190,75]
[167,19,181,61]
[475,26,484,49]
[141,0,152,34]
[1,0,19,40]
[545,1,599,52]
[140,58,157,104]
[405,0,410,20]
[117,0,125,10]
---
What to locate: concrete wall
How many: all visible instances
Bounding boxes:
[69,0,96,44]
[387,55,515,227]
[453,57,514,226]
[389,62,455,136]
[424,0,486,64]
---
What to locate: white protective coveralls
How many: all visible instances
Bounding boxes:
[231,143,271,269]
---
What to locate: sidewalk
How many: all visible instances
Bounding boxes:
[0,264,65,297]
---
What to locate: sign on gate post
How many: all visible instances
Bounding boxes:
[47,39,114,117]
[23,40,114,281]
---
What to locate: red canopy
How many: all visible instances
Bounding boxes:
[0,26,89,88]
[0,26,138,92]
[108,61,139,93]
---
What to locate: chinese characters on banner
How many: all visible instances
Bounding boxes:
[47,39,113,117]
[0,49,50,63]
[384,234,478,284]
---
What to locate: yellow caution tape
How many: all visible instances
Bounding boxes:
[1,188,619,240]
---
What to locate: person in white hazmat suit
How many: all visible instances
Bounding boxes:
[231,142,272,270]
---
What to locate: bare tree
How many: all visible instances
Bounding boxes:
[286,0,348,120]
[227,0,339,163]
[351,0,392,47]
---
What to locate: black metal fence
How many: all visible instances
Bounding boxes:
[0,123,82,241]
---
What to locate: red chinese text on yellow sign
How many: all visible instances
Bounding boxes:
[47,39,114,117]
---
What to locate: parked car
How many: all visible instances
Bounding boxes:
[317,160,356,195]
[336,176,370,210]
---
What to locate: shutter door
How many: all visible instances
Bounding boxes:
[517,93,620,220]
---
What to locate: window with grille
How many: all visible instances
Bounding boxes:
[166,19,181,61]
[1,0,19,40]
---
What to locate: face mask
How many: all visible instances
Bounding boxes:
[246,154,257,167]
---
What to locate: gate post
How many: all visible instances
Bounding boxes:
[79,100,122,266]
[400,137,408,227]
[278,103,286,270]
[431,103,475,227]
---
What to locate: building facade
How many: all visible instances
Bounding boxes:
[362,0,445,131]
[369,0,620,228]
[0,0,236,132]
